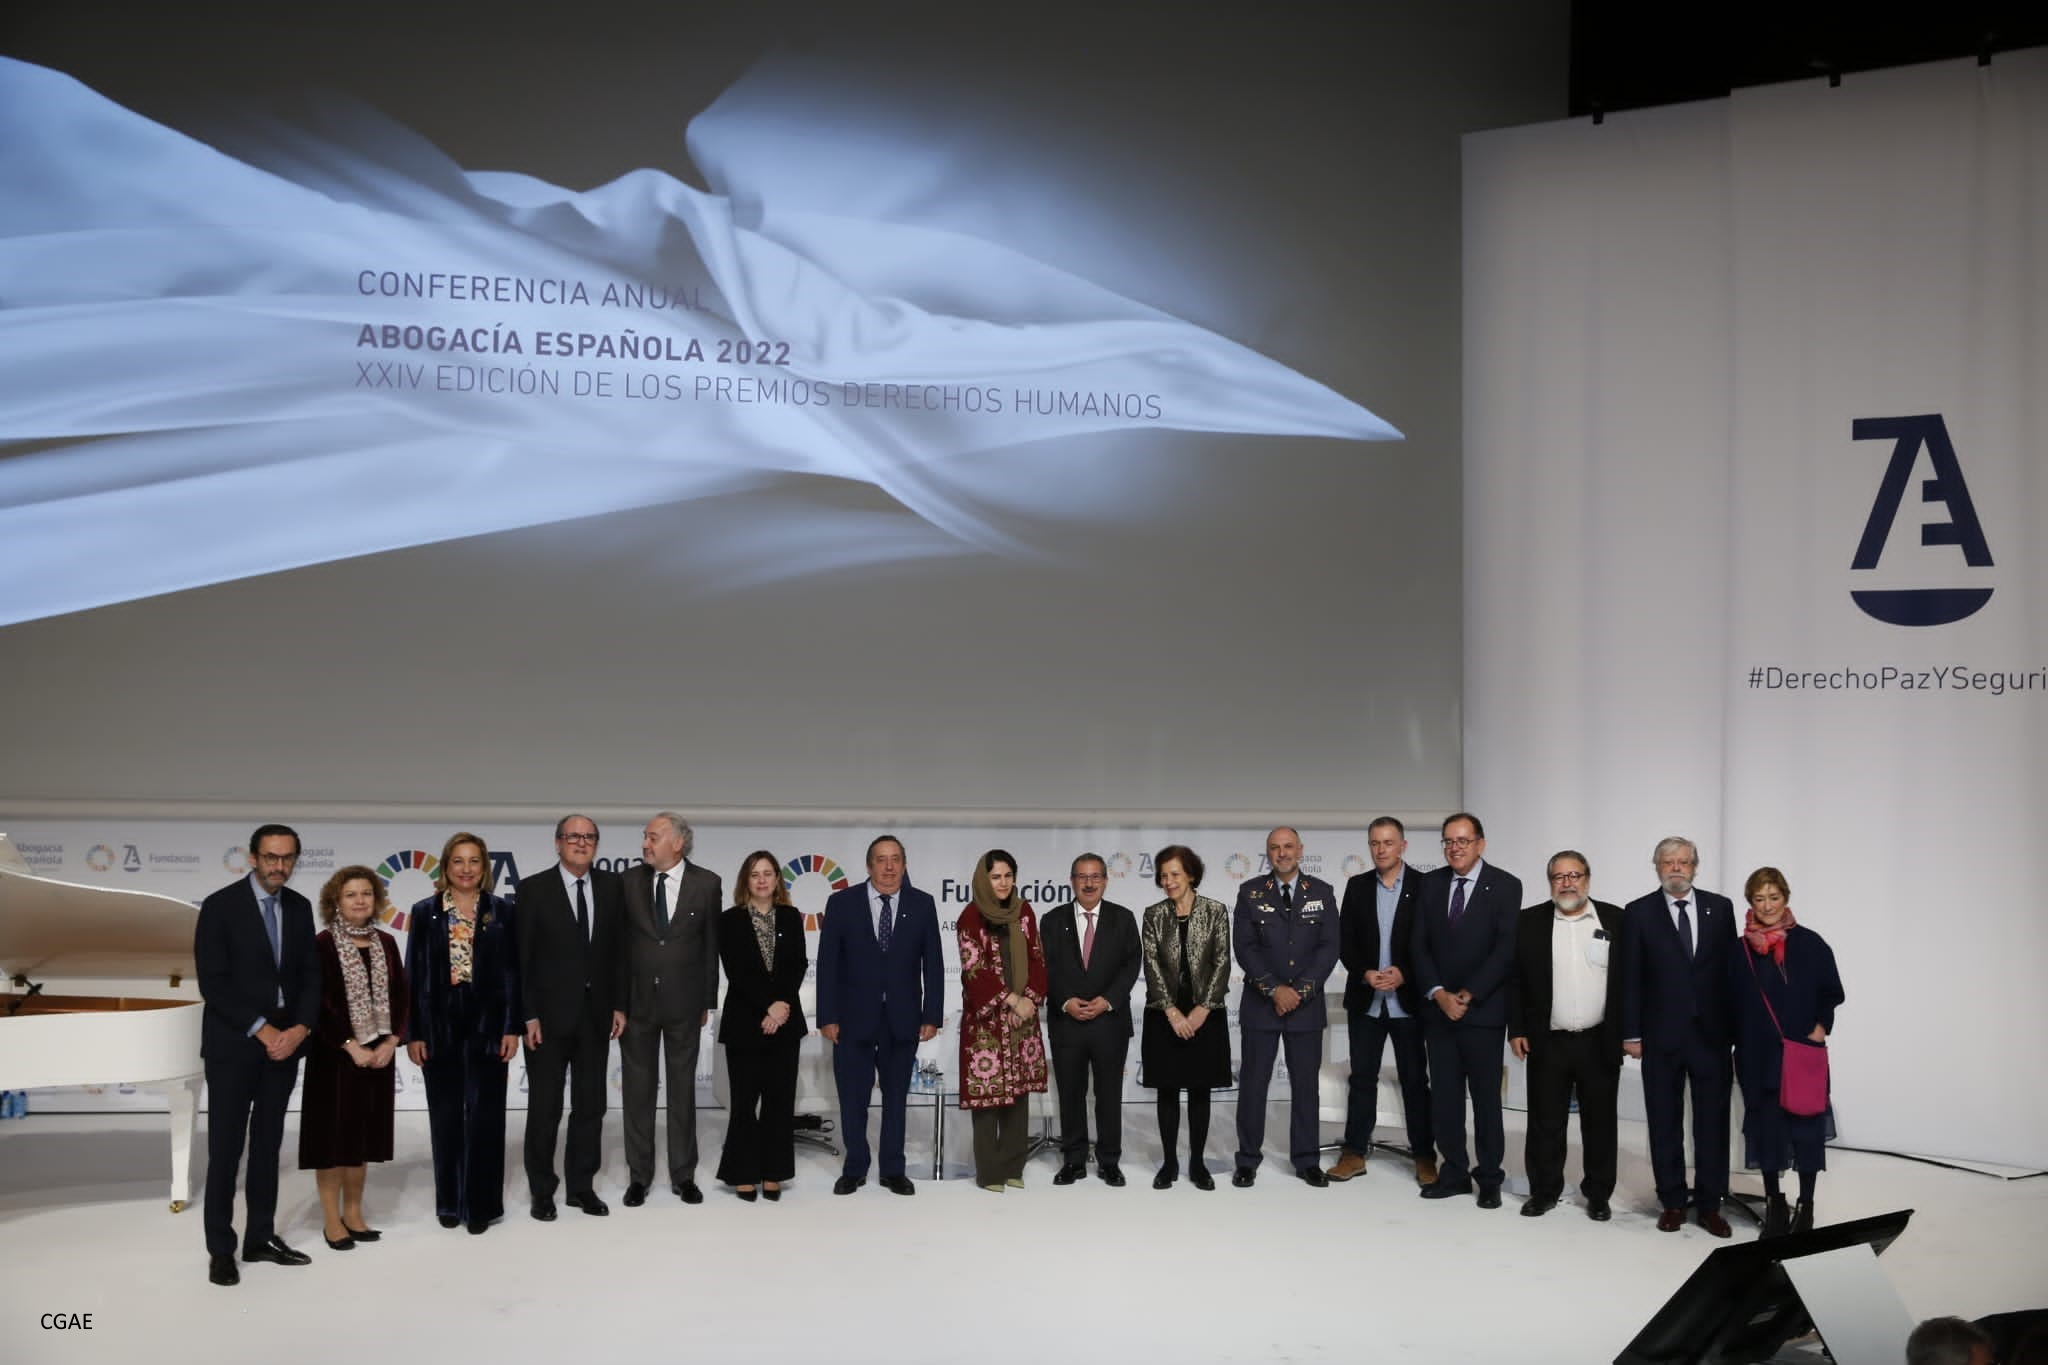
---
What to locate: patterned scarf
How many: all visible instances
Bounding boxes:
[970,858,1029,993]
[335,923,392,1041]
[1742,906,1798,966]
[446,892,477,985]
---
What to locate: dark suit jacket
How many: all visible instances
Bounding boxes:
[403,892,522,1050]
[716,905,810,1049]
[1338,863,1425,1016]
[1041,899,1142,1041]
[617,860,722,1025]
[1506,899,1626,1060]
[1233,872,1343,1032]
[515,864,625,1039]
[194,876,320,1061]
[1411,861,1523,1030]
[1618,886,1737,1048]
[814,880,944,1044]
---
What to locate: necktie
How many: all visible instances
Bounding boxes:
[1675,899,1693,960]
[1081,909,1097,968]
[878,893,895,953]
[1279,882,1293,910]
[575,878,590,942]
[261,895,281,965]
[1448,877,1469,926]
[655,872,670,934]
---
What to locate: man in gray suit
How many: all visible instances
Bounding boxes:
[618,811,722,1206]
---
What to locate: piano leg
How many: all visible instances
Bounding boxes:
[164,1076,203,1213]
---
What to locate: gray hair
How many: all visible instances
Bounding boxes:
[1546,849,1591,881]
[1652,836,1698,867]
[653,811,695,858]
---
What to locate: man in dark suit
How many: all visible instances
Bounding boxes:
[815,834,944,1195]
[1411,811,1522,1207]
[517,813,626,1220]
[617,811,721,1207]
[1508,850,1625,1220]
[1042,852,1142,1187]
[194,822,322,1286]
[1231,826,1343,1188]
[1326,816,1436,1185]
[1620,835,1738,1236]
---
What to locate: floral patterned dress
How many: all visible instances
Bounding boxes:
[956,902,1049,1109]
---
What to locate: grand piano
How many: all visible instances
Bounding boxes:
[0,832,205,1211]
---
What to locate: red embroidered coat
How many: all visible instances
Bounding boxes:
[955,902,1049,1109]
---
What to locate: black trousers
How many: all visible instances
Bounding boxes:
[1051,1024,1129,1164]
[1341,1007,1433,1159]
[203,1047,301,1256]
[1524,1028,1620,1203]
[1425,1019,1507,1190]
[523,1014,609,1199]
[1641,1031,1732,1210]
[717,1035,800,1185]
[421,990,509,1224]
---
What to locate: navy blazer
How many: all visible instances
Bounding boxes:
[194,876,320,1060]
[716,904,810,1048]
[1411,861,1523,1029]
[1233,872,1342,1032]
[403,892,522,1050]
[1337,863,1426,1016]
[814,880,944,1044]
[1725,926,1843,1099]
[1619,886,1737,1048]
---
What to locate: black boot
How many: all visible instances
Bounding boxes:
[1762,1194,1791,1238]
[1791,1199,1815,1235]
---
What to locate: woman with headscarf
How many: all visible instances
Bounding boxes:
[298,866,407,1249]
[1725,866,1844,1237]
[956,849,1049,1191]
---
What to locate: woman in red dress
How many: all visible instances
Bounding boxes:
[298,866,407,1249]
[956,849,1049,1191]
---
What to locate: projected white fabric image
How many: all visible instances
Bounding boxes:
[0,55,1398,627]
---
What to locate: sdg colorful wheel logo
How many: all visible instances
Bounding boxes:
[780,854,850,931]
[372,849,441,931]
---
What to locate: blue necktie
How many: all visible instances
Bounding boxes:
[878,893,895,954]
[1448,877,1468,926]
[261,895,281,965]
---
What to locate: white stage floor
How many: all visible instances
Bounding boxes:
[2,1103,2042,1363]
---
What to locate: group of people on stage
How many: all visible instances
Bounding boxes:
[192,811,1843,1287]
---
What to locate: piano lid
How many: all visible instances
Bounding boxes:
[0,833,198,983]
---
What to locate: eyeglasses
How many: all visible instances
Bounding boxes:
[1441,837,1478,849]
[558,832,598,845]
[253,852,298,865]
[1549,870,1587,883]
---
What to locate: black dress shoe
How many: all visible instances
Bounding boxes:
[208,1254,239,1287]
[1791,1199,1815,1236]
[1297,1166,1329,1188]
[832,1175,865,1196]
[879,1175,915,1196]
[1419,1180,1472,1200]
[1098,1164,1126,1187]
[762,1185,782,1202]
[567,1191,609,1217]
[467,1218,490,1235]
[736,1186,759,1202]
[674,1181,704,1205]
[1477,1187,1503,1209]
[1189,1163,1215,1191]
[242,1236,312,1266]
[623,1182,648,1207]
[438,1215,461,1230]
[1762,1193,1792,1239]
[1231,1166,1257,1188]
[531,1197,558,1221]
[1052,1163,1085,1186]
[324,1232,355,1250]
[343,1225,381,1242]
[1520,1196,1556,1217]
[1152,1164,1178,1190]
[1586,1198,1612,1221]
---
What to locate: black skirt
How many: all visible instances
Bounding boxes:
[1140,1006,1232,1091]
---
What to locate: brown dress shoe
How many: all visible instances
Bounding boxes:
[1656,1207,1687,1232]
[1699,1209,1733,1238]
[1326,1151,1368,1182]
[1414,1157,1439,1186]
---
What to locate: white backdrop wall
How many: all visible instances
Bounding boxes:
[1464,53,2048,1169]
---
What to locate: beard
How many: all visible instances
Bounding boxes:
[1660,873,1693,897]
[1553,892,1586,913]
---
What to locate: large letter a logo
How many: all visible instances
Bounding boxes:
[1849,414,1993,627]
